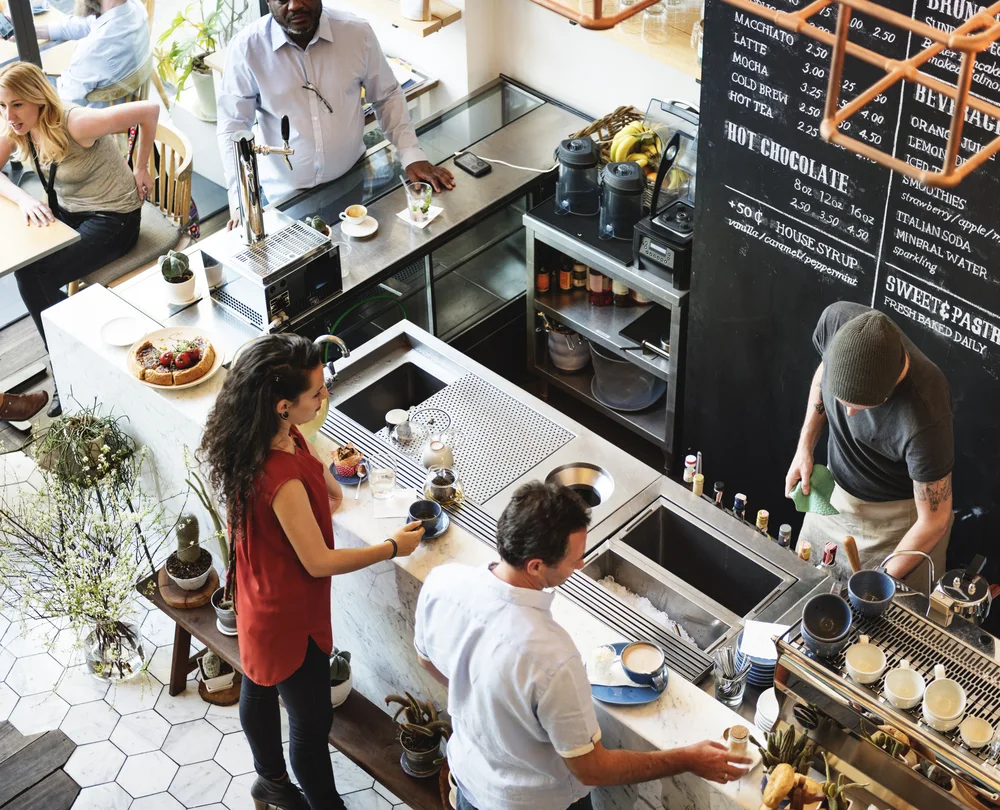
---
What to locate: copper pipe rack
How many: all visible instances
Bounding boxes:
[526,0,664,30]
[720,0,1000,188]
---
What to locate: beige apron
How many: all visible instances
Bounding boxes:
[797,485,950,593]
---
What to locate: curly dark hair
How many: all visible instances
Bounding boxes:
[496,482,591,568]
[198,334,322,593]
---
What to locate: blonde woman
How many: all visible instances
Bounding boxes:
[0,62,158,416]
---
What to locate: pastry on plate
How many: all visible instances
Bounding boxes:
[333,443,363,476]
[132,335,216,386]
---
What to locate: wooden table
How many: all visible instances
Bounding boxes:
[0,3,73,66]
[0,195,79,278]
[39,39,76,76]
[139,575,445,810]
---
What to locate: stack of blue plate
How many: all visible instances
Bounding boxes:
[735,630,778,688]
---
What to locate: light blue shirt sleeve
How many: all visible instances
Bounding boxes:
[361,25,425,169]
[536,658,602,759]
[47,14,94,42]
[217,38,263,216]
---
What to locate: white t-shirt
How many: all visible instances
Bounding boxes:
[414,563,600,810]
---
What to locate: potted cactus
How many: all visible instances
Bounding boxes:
[165,513,213,591]
[386,692,451,777]
[159,250,196,304]
[330,648,352,708]
[305,215,331,238]
[198,649,235,692]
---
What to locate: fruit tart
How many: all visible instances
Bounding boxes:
[133,335,216,386]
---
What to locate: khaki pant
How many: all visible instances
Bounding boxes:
[798,485,950,593]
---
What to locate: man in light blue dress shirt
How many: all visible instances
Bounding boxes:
[414,483,749,810]
[217,0,453,219]
[34,0,150,107]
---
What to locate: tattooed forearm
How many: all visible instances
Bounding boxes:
[813,385,825,415]
[914,475,953,513]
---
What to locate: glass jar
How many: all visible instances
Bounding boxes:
[642,1,669,44]
[84,621,145,681]
[619,0,644,34]
[691,18,704,67]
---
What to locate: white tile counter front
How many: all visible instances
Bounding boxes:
[44,286,764,810]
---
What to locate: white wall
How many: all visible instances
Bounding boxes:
[494,0,701,118]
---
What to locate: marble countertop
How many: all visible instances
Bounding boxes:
[44,285,766,809]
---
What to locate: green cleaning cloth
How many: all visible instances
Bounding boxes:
[790,464,840,516]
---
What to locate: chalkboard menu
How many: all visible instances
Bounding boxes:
[686,0,1000,585]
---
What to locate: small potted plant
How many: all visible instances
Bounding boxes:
[198,649,235,692]
[386,692,451,776]
[159,250,196,304]
[305,215,331,238]
[165,513,213,591]
[330,647,352,708]
[212,586,237,635]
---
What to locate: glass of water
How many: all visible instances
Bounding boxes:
[368,457,396,499]
[404,181,433,224]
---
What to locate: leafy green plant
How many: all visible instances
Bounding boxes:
[330,648,351,685]
[183,447,229,573]
[159,250,193,282]
[385,692,451,752]
[756,725,814,774]
[156,0,248,97]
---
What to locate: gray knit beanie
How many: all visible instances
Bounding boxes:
[826,311,905,406]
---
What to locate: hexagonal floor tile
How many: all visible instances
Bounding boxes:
[5,653,63,696]
[168,759,231,806]
[205,701,242,734]
[117,750,178,798]
[60,701,121,745]
[104,671,162,715]
[0,613,10,640]
[146,645,175,685]
[56,664,111,705]
[64,740,126,787]
[342,789,392,810]
[1,618,55,657]
[374,783,403,805]
[141,610,177,648]
[71,782,132,810]
[8,691,69,734]
[110,708,170,755]
[0,683,17,721]
[0,648,14,682]
[332,751,376,794]
[129,792,185,810]
[49,627,86,668]
[154,680,209,724]
[222,771,255,810]
[162,718,223,765]
[215,731,255,776]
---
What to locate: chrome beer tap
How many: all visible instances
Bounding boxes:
[231,115,295,246]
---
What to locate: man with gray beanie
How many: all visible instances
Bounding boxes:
[785,302,954,588]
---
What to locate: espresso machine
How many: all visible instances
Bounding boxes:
[773,553,1000,809]
[203,116,344,333]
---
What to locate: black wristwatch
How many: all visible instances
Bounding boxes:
[386,538,398,559]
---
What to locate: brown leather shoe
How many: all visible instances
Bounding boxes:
[0,391,50,422]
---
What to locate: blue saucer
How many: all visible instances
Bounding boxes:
[421,512,450,540]
[589,642,668,706]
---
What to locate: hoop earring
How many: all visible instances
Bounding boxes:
[280,411,289,420]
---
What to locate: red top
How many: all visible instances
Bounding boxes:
[235,425,334,686]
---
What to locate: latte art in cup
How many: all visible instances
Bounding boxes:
[621,642,664,674]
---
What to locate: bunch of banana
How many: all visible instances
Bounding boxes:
[609,121,662,168]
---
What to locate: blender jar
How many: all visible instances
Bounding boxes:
[599,162,645,240]
[555,138,600,216]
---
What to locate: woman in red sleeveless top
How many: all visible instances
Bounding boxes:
[200,335,424,810]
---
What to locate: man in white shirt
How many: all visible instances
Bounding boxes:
[414,482,750,810]
[217,0,453,219]
[31,0,150,107]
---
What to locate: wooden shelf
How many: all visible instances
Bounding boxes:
[600,14,701,80]
[348,0,462,37]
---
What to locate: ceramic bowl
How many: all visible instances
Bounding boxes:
[923,664,966,731]
[801,594,852,658]
[883,659,926,709]
[847,569,895,617]
[844,635,887,684]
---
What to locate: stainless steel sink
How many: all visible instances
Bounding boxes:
[336,362,447,433]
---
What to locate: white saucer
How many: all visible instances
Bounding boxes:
[100,317,147,346]
[341,216,379,238]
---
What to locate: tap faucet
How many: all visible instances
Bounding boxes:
[230,115,295,247]
[313,335,350,393]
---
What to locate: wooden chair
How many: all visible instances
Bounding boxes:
[68,120,193,295]
[85,51,153,107]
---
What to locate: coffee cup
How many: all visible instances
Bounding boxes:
[960,716,995,750]
[883,659,925,710]
[620,641,668,691]
[844,635,887,684]
[922,664,966,731]
[339,204,367,226]
[407,499,443,535]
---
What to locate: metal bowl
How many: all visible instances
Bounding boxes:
[545,463,614,509]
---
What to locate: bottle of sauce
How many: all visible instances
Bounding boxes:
[756,510,769,534]
[777,524,792,548]
[692,473,705,498]
[572,263,588,291]
[535,266,551,295]
[612,280,632,307]
[733,493,747,522]
[558,262,573,292]
[683,454,697,483]
[714,481,725,508]
[588,269,612,306]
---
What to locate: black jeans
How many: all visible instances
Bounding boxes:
[14,206,141,347]
[456,785,593,810]
[240,637,346,810]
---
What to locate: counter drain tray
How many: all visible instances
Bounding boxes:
[374,373,574,505]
